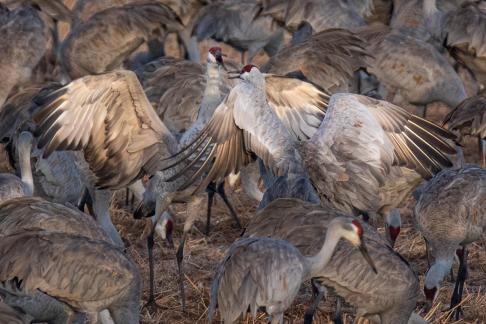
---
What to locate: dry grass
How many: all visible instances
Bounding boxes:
[110,181,486,324]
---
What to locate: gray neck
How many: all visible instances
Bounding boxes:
[197,62,223,124]
[423,0,438,16]
[306,221,345,278]
[424,257,453,289]
[17,132,34,196]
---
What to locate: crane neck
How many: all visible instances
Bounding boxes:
[17,132,34,196]
[423,0,438,17]
[424,257,453,290]
[198,62,224,123]
[305,220,347,278]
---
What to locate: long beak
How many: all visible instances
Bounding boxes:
[358,241,378,274]
[166,232,174,249]
[228,75,242,79]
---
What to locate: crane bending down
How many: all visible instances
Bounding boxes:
[245,198,422,324]
[0,231,141,324]
[415,165,486,320]
[208,217,376,324]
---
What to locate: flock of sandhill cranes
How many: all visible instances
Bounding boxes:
[0,0,485,323]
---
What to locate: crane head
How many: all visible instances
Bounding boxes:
[341,219,377,274]
[228,64,261,81]
[154,212,174,248]
[208,47,226,68]
[423,285,437,310]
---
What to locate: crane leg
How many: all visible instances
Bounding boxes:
[333,296,344,324]
[216,181,242,229]
[176,233,188,312]
[142,233,162,312]
[304,280,326,324]
[205,182,217,236]
[480,138,486,168]
[450,246,468,320]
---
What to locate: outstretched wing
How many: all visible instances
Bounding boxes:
[265,75,329,140]
[34,70,176,189]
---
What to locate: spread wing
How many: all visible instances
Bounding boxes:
[265,75,329,140]
[33,70,176,189]
[162,81,297,193]
[443,94,486,139]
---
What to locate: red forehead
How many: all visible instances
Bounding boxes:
[166,219,173,233]
[241,64,257,73]
[209,47,222,55]
[351,220,363,238]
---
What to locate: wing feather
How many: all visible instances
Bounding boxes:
[34,70,176,189]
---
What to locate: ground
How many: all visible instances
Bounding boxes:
[110,101,486,324]
[106,42,486,324]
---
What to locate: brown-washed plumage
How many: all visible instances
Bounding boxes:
[262,29,369,93]
[415,165,486,319]
[356,23,467,110]
[0,231,141,323]
[60,2,183,79]
[443,91,486,166]
[0,301,32,324]
[445,1,486,89]
[0,196,107,241]
[245,198,421,324]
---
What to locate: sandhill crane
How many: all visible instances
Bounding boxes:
[444,1,486,90]
[356,23,467,117]
[208,217,376,324]
[72,0,204,62]
[32,61,330,310]
[0,231,141,323]
[192,1,284,64]
[261,28,369,94]
[60,2,183,79]
[281,0,371,32]
[0,132,34,203]
[415,165,486,320]
[0,85,87,207]
[0,301,32,324]
[245,198,422,324]
[0,3,49,108]
[443,91,486,166]
[390,0,445,46]
[163,65,456,245]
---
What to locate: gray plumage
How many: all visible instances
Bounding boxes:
[443,91,486,166]
[0,231,141,323]
[262,28,369,93]
[0,4,49,108]
[0,174,28,205]
[169,65,456,221]
[282,0,369,32]
[192,1,284,62]
[0,131,34,204]
[209,216,368,324]
[444,1,486,88]
[0,196,108,241]
[0,196,112,323]
[357,23,467,108]
[415,165,486,304]
[245,198,421,324]
[60,2,183,79]
[0,301,32,324]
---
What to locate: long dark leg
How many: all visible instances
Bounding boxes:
[125,188,130,207]
[333,296,344,324]
[425,238,431,267]
[479,137,486,168]
[304,279,326,324]
[143,233,161,312]
[205,183,217,236]
[176,233,188,312]
[450,246,468,320]
[216,181,242,229]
